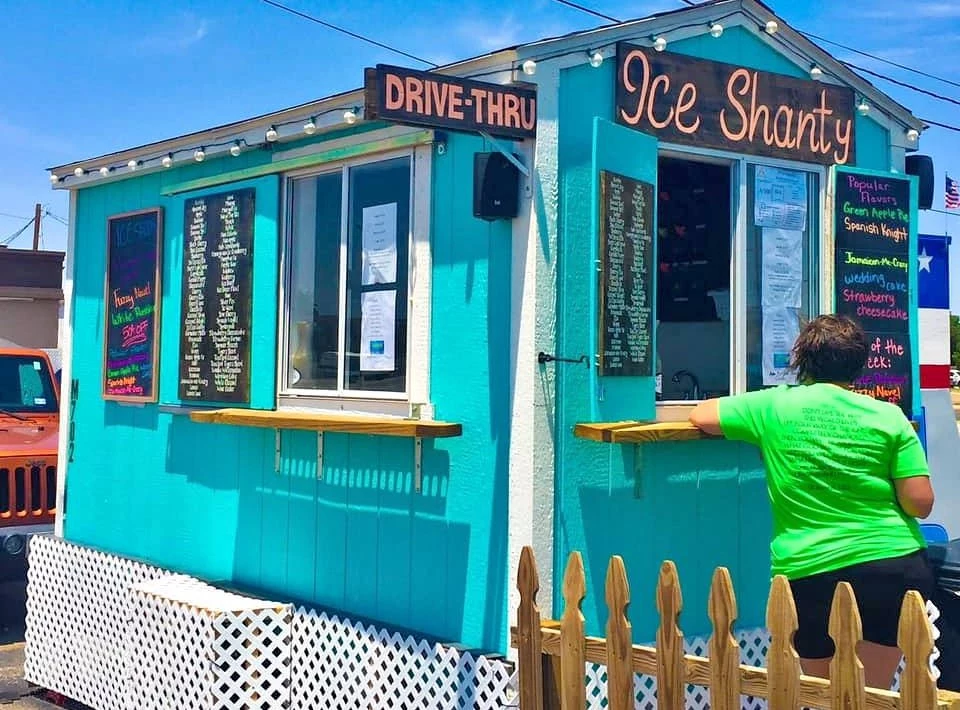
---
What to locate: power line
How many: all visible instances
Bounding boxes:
[843,61,960,108]
[261,0,438,67]
[801,32,960,92]
[919,117,960,134]
[550,0,619,22]
[0,211,30,220]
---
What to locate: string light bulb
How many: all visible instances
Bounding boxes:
[230,142,242,157]
[653,36,667,52]
[266,126,279,142]
[588,50,604,67]
[857,99,870,116]
[74,167,84,177]
[343,109,358,124]
[709,23,724,38]
[809,65,823,80]
[49,174,58,184]
[765,19,779,34]
[521,59,537,75]
[303,118,317,135]
[194,148,205,162]
[162,154,173,168]
[906,128,920,143]
[127,159,138,171]
[99,167,110,176]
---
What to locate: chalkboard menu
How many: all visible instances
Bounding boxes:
[598,170,654,376]
[178,188,255,403]
[103,208,164,402]
[834,171,913,418]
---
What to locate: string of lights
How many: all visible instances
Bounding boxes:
[546,0,960,134]
[800,31,960,92]
[52,0,960,187]
[51,103,362,185]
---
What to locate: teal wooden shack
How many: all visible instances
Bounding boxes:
[43,0,926,669]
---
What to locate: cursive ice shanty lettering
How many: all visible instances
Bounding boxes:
[719,70,852,164]
[618,48,853,165]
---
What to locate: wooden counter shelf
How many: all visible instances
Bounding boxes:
[189,408,462,492]
[574,421,717,443]
[189,408,462,438]
[577,419,920,443]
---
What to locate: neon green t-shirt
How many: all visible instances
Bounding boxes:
[718,383,928,580]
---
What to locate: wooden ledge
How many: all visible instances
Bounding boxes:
[189,408,462,438]
[574,421,716,443]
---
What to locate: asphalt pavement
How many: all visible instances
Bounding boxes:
[0,577,58,709]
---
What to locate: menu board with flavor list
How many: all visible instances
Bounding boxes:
[834,170,913,418]
[178,188,255,404]
[598,170,654,377]
[103,208,164,402]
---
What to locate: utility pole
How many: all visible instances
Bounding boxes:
[32,202,41,250]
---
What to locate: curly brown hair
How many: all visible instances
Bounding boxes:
[791,314,868,384]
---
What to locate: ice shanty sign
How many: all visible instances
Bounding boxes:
[615,43,857,166]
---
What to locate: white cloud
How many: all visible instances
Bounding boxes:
[455,14,526,52]
[136,13,210,54]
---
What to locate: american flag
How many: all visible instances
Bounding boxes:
[947,175,960,209]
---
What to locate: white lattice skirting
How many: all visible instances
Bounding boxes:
[29,536,905,710]
[24,536,517,710]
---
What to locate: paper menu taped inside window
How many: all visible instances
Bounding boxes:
[762,228,803,309]
[361,202,398,285]
[762,306,800,386]
[755,166,807,231]
[360,289,396,372]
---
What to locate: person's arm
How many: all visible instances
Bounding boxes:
[891,416,934,519]
[690,390,772,444]
[895,477,934,519]
[689,399,723,436]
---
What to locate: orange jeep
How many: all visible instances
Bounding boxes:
[0,348,59,581]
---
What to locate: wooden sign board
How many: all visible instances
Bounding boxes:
[834,170,913,417]
[178,188,255,404]
[364,64,537,140]
[598,170,655,377]
[615,44,856,166]
[103,208,164,402]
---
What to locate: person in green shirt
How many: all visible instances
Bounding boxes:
[689,314,935,689]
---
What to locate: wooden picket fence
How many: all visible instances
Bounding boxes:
[511,547,960,710]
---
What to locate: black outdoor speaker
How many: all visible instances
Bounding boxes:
[474,152,520,221]
[905,154,934,210]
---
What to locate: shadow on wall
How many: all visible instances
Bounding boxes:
[226,429,478,646]
[575,440,770,642]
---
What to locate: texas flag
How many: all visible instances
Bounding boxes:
[918,234,951,389]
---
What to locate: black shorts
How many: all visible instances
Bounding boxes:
[788,549,934,659]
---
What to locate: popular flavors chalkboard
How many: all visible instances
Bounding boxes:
[834,171,913,417]
[598,170,654,377]
[103,208,164,402]
[178,188,255,404]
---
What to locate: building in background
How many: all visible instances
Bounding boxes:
[0,247,64,349]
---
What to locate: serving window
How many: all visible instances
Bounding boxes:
[655,150,823,403]
[279,148,430,411]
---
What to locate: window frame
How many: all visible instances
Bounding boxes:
[655,142,827,405]
[276,142,433,416]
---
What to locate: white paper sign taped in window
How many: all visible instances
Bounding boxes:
[360,289,396,372]
[361,202,398,285]
[755,166,807,231]
[762,306,800,386]
[762,228,803,309]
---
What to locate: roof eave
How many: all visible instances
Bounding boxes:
[49,49,517,175]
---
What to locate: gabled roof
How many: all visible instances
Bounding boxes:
[50,0,921,184]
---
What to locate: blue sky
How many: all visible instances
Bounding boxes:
[2,0,959,305]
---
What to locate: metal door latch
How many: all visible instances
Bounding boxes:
[537,352,589,367]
